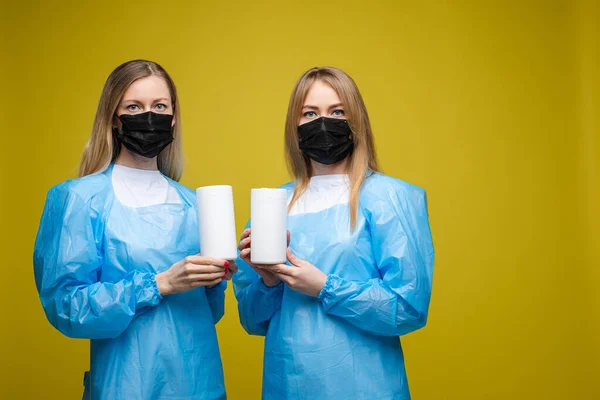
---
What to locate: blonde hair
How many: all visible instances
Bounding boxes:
[79,60,183,180]
[285,67,379,228]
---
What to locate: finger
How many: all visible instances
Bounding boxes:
[186,256,229,267]
[224,271,233,280]
[194,277,224,288]
[185,265,225,274]
[238,237,251,251]
[188,272,226,281]
[239,228,251,241]
[213,277,225,285]
[240,248,251,259]
[255,263,273,271]
[261,263,296,277]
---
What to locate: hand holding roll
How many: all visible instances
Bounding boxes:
[155,256,231,295]
[238,228,289,287]
[259,247,328,298]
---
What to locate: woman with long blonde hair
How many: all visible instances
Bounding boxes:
[234,67,434,399]
[34,60,234,399]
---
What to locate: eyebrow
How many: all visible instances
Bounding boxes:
[122,97,170,103]
[302,103,344,110]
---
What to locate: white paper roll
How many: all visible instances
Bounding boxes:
[251,188,288,265]
[196,185,238,260]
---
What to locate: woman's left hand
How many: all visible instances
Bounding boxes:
[260,248,327,297]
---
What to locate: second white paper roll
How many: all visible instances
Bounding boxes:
[196,185,238,260]
[251,188,288,264]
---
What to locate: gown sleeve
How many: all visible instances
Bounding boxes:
[33,183,163,339]
[205,280,226,324]
[232,222,284,336]
[318,183,434,337]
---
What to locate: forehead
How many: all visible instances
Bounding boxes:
[303,80,341,105]
[122,75,171,101]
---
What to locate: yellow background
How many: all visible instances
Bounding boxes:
[1,0,598,399]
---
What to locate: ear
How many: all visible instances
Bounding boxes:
[112,114,121,130]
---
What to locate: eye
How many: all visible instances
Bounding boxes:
[155,103,168,112]
[332,109,345,117]
[126,104,140,112]
[303,111,317,118]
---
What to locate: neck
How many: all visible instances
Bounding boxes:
[115,146,158,170]
[310,158,349,176]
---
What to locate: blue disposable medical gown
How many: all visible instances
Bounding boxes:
[234,172,434,400]
[33,165,226,400]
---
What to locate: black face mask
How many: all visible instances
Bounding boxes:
[113,112,174,158]
[297,117,354,165]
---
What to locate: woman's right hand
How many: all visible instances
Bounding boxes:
[238,228,287,287]
[155,256,229,296]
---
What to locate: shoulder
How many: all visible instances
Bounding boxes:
[363,172,426,198]
[360,172,428,213]
[43,172,113,222]
[47,172,111,205]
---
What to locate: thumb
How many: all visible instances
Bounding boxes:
[286,248,302,266]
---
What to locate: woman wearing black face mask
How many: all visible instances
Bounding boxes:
[33,60,234,399]
[234,67,435,399]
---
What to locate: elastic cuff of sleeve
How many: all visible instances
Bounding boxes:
[317,274,339,305]
[134,273,163,310]
[148,274,164,303]
[259,277,283,293]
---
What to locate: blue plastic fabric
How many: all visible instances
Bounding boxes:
[34,165,226,400]
[234,173,434,400]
